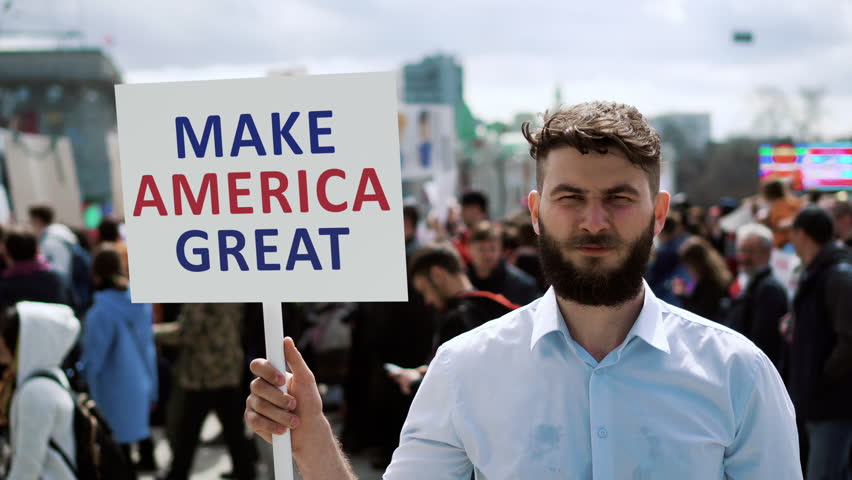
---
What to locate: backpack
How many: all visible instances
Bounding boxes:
[23,370,137,480]
[66,242,93,314]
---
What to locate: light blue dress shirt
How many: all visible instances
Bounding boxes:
[385,284,801,479]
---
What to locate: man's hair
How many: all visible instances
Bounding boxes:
[460,190,488,213]
[679,236,733,289]
[469,221,501,244]
[28,205,55,225]
[762,180,787,202]
[521,101,661,193]
[832,200,852,220]
[736,223,773,251]
[793,206,834,245]
[409,243,464,279]
[3,228,38,261]
[98,218,121,243]
[402,205,420,227]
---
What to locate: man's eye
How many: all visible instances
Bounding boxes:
[609,195,632,202]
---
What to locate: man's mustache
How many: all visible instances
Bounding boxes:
[552,234,622,249]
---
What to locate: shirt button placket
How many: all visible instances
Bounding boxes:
[589,367,613,479]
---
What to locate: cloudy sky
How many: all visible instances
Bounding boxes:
[3,0,851,140]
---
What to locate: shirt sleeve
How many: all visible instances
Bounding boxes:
[723,351,802,479]
[384,346,473,480]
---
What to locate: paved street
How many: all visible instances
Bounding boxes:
[139,413,384,480]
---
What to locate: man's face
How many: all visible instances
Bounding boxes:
[404,217,416,241]
[461,206,486,229]
[834,213,852,241]
[412,272,448,310]
[528,146,668,306]
[468,239,501,275]
[736,236,771,276]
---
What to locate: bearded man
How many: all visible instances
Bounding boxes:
[243,101,801,479]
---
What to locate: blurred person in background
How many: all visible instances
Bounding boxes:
[154,303,256,480]
[452,190,490,265]
[0,302,80,480]
[27,205,75,279]
[466,221,541,306]
[0,228,72,307]
[724,223,787,367]
[28,206,91,316]
[761,180,803,250]
[675,236,732,323]
[506,220,546,292]
[831,200,852,249]
[81,248,158,472]
[788,206,852,479]
[96,218,129,275]
[402,204,421,257]
[645,214,690,306]
[386,243,518,398]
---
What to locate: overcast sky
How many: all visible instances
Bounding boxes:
[3,0,851,140]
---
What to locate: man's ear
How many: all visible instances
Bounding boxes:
[528,190,541,235]
[653,191,671,236]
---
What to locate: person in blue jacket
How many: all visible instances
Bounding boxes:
[81,247,158,471]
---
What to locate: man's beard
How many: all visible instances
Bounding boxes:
[538,216,655,307]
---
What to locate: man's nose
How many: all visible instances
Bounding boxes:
[579,201,610,235]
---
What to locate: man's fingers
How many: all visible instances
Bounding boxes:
[250,377,297,410]
[247,395,300,430]
[250,358,287,386]
[245,408,290,439]
[283,336,314,381]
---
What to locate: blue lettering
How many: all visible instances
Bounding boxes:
[286,228,321,270]
[272,112,303,155]
[175,116,223,158]
[218,230,249,271]
[230,114,267,157]
[255,229,281,271]
[318,227,349,270]
[309,110,335,154]
[176,230,210,272]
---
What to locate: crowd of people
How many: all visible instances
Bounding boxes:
[1,120,851,477]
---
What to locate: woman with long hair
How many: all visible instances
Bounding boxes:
[81,248,158,471]
[675,236,733,322]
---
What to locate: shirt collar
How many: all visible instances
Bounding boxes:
[530,281,670,355]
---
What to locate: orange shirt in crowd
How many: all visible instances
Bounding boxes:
[768,197,803,248]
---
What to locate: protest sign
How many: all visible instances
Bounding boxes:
[115,72,407,480]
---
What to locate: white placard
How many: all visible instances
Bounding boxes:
[115,73,408,303]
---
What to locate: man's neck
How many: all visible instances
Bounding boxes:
[555,289,645,362]
[473,263,497,280]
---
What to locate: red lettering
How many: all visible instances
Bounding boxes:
[260,171,291,214]
[298,170,309,213]
[317,169,347,212]
[133,175,168,217]
[353,168,390,211]
[227,172,253,214]
[173,173,220,215]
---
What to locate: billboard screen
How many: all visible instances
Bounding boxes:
[759,142,852,191]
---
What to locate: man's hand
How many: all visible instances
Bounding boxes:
[388,365,428,395]
[245,337,326,450]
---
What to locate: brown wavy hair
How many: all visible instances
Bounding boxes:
[679,236,733,289]
[522,101,661,194]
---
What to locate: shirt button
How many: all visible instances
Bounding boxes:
[593,369,601,375]
[597,427,608,439]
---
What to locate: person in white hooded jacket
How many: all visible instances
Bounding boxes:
[0,301,80,480]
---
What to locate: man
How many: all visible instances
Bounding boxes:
[388,243,518,396]
[402,204,421,257]
[466,221,541,306]
[724,223,787,367]
[0,228,73,308]
[244,101,800,479]
[28,205,76,279]
[761,180,803,250]
[787,206,852,479]
[832,200,852,249]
